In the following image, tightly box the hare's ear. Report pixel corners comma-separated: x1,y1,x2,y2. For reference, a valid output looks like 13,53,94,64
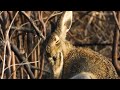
58,11,72,33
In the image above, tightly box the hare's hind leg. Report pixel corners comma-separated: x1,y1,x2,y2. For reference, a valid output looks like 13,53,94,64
70,72,97,79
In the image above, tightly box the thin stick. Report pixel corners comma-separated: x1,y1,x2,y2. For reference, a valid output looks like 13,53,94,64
34,49,38,78
45,11,62,24
1,43,7,79
112,11,120,75
11,43,35,79
20,67,24,79
20,11,45,40
12,51,16,79
6,61,39,79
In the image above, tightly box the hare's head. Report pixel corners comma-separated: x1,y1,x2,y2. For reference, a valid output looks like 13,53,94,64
46,11,73,61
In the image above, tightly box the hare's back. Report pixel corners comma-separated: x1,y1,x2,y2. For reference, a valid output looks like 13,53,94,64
63,47,118,79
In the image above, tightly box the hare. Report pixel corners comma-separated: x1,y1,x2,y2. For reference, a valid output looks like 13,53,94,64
46,11,119,79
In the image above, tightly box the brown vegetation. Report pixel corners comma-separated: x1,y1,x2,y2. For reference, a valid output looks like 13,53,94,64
0,11,119,79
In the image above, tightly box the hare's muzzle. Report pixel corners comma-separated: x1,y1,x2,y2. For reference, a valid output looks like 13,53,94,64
47,52,57,61
46,51,61,66
47,53,57,66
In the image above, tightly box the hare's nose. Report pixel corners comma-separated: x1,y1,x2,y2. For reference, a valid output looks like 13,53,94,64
46,52,51,57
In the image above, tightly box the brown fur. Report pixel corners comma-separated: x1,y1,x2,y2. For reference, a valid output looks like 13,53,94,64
46,11,119,79
62,46,118,79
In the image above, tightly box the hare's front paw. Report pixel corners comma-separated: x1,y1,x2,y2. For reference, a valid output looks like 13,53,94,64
55,52,63,66
48,57,55,66
52,52,63,79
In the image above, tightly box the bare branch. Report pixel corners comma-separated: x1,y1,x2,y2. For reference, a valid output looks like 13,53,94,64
112,11,120,75
10,43,35,79
20,11,45,40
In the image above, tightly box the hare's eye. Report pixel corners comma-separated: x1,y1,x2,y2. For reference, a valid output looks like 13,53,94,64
56,40,60,45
